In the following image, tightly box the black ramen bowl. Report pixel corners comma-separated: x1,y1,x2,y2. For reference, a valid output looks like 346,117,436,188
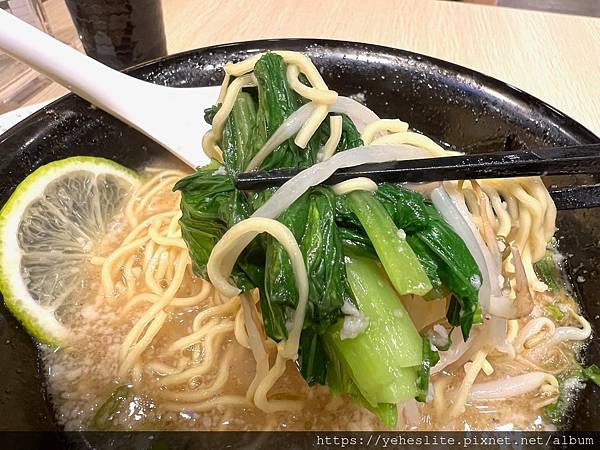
0,39,598,434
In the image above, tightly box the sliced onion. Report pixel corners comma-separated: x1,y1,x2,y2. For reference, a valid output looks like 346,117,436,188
252,145,433,220
431,185,493,314
329,96,380,131
246,103,316,171
245,96,379,171
468,372,558,400
430,324,450,349
514,317,555,353
404,182,441,198
431,326,478,374
552,326,591,343
397,399,420,426
552,315,592,343
509,245,534,318
436,184,522,320
432,185,515,350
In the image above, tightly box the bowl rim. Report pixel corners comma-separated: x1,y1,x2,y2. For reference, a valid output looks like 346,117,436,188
1,37,598,144
0,37,598,433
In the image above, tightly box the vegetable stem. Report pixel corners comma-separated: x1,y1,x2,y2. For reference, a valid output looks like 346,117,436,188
346,191,432,296
325,255,422,410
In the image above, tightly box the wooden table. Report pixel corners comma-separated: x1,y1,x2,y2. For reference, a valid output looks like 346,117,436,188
22,0,600,136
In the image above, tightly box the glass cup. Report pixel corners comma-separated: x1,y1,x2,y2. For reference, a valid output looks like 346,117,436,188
65,0,167,70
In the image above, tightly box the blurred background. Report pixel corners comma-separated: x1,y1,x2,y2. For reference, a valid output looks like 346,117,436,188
0,0,80,114
462,0,600,16
0,0,599,117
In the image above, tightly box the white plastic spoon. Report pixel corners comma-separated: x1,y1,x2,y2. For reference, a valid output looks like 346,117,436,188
0,9,219,168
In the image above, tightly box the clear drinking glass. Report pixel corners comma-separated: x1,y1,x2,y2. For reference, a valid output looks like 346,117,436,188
0,0,81,114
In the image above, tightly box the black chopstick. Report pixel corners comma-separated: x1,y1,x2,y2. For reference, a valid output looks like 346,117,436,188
548,184,600,210
235,144,600,191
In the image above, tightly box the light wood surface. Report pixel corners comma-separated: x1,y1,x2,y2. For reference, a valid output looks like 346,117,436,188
20,0,600,136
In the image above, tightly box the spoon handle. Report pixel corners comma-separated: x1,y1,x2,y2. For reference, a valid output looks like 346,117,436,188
0,9,215,168
0,9,150,125
0,10,181,148
0,9,221,168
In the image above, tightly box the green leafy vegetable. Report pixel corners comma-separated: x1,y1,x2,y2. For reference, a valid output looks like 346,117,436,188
324,338,397,428
297,188,350,384
300,188,348,333
374,184,480,338
408,206,481,339
545,363,600,425
252,52,364,170
545,389,571,425
204,103,220,124
403,235,448,300
415,336,440,402
91,385,131,430
309,113,364,155
221,92,258,174
263,193,309,341
583,364,600,387
338,183,482,338
174,163,237,274
174,163,263,290
374,183,431,233
535,250,561,292
325,256,422,410
252,52,305,170
346,190,432,296
264,188,347,384
338,114,364,150
299,330,329,387
545,304,565,322
183,53,369,389
338,226,377,260
178,52,487,427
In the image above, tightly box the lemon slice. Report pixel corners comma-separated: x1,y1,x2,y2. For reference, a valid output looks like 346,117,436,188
0,157,140,346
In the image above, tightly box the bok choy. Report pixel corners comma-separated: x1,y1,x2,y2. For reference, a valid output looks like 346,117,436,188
325,255,423,427
176,51,483,428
